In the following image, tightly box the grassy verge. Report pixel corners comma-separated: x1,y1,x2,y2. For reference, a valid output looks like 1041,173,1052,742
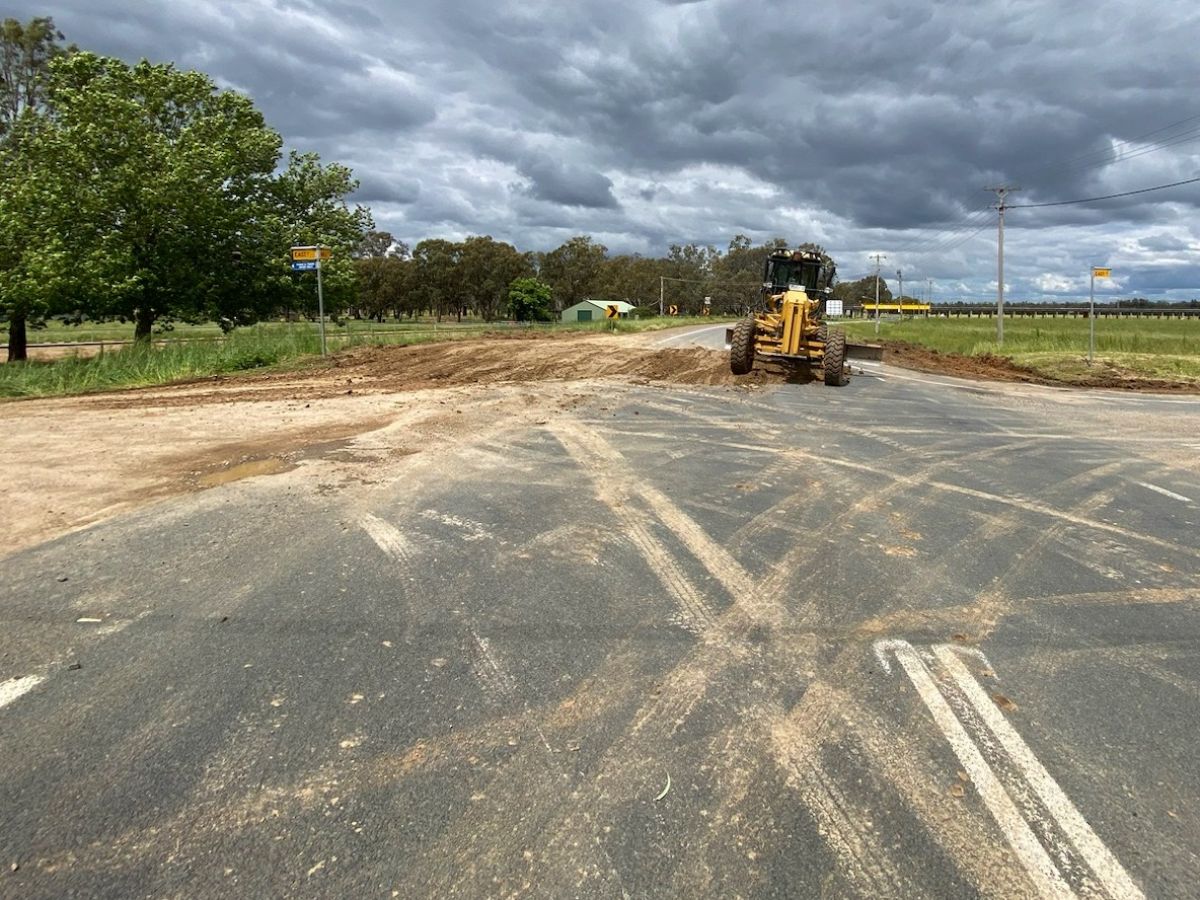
18,315,728,346
1,317,733,399
840,316,1200,385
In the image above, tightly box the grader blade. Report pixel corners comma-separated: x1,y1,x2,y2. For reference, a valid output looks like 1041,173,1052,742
846,341,883,361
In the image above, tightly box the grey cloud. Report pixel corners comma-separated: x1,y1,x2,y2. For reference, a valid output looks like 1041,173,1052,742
517,156,620,209
19,0,1200,297
353,174,420,205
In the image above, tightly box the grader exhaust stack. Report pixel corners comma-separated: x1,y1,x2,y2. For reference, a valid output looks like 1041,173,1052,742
726,248,881,383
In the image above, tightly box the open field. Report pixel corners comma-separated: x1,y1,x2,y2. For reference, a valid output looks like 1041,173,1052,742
843,315,1200,387
0,317,730,398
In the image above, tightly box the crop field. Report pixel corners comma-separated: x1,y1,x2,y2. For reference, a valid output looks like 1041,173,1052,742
842,315,1200,385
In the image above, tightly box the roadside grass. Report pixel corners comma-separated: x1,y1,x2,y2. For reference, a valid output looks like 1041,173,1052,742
23,314,726,345
841,316,1200,383
0,316,731,399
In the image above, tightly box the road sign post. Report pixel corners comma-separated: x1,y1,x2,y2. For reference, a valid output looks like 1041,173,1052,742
316,255,327,357
292,246,330,356
1089,267,1111,366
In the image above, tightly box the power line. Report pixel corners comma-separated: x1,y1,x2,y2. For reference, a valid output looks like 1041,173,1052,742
658,275,759,286
1025,113,1200,180
1008,175,1200,208
891,112,1200,260
885,202,995,256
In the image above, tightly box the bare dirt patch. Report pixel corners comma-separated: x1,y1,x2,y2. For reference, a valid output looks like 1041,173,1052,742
66,333,764,409
0,334,768,557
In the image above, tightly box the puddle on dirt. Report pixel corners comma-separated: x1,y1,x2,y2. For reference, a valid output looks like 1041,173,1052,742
199,457,296,487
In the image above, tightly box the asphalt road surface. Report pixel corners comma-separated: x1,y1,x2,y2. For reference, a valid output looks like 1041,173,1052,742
3,344,1199,898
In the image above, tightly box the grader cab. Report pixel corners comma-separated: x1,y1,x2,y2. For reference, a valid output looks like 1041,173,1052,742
727,248,877,384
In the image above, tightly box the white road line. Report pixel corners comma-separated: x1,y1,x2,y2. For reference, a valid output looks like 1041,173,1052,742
1133,481,1193,504
0,614,144,714
0,674,45,710
877,640,1074,899
933,645,1145,900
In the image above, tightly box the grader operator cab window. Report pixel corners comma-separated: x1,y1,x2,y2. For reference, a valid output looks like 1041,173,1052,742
763,253,830,293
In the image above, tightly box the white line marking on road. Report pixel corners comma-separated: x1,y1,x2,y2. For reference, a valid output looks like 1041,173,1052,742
360,513,415,564
942,643,996,672
0,613,144,713
933,645,1146,900
1133,481,1193,504
0,674,45,710
877,640,1075,899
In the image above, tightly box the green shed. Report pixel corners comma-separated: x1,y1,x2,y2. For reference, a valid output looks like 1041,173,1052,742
561,300,635,322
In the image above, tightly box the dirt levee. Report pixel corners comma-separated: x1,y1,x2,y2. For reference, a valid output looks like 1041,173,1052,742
84,334,764,408
340,336,756,391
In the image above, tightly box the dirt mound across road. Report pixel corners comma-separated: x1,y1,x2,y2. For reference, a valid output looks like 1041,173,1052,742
93,334,765,408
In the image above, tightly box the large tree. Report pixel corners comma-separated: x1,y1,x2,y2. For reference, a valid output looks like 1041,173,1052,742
410,239,463,321
25,53,283,339
539,236,607,311
7,54,371,341
0,16,74,360
0,16,73,136
266,150,373,320
457,236,532,321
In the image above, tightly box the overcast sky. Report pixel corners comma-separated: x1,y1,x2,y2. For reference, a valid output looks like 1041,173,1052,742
15,0,1200,299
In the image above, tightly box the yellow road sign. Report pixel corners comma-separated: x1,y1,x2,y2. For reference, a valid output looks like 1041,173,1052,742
291,247,332,261
605,304,619,319
668,305,678,316
1092,267,1111,278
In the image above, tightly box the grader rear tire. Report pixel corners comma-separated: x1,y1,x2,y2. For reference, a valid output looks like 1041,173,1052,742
823,328,846,386
730,316,756,375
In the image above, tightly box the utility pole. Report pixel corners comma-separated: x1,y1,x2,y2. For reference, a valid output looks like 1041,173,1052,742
985,185,1019,345
659,276,664,317
897,270,903,321
871,253,886,335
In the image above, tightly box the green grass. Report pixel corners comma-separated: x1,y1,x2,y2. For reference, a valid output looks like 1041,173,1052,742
26,314,726,345
840,316,1200,383
1,316,732,399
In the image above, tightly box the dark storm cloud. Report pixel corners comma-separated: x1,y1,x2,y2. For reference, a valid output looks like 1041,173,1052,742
20,0,1200,297
517,156,620,209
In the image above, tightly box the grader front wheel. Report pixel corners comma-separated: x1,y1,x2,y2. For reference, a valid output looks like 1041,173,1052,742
823,328,846,386
730,316,756,375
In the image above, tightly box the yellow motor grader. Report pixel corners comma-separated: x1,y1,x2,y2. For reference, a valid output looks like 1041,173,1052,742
727,248,878,384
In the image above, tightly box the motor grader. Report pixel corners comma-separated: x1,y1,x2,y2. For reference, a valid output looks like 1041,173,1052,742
727,248,877,384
